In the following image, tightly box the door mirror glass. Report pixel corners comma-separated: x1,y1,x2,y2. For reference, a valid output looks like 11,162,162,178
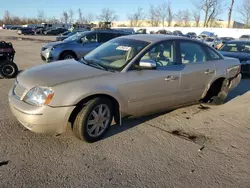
139,59,156,69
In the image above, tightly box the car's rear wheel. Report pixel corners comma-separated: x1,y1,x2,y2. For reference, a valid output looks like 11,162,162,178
0,62,18,79
73,98,113,142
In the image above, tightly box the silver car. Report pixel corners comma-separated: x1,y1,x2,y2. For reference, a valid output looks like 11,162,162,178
41,30,129,62
9,35,241,142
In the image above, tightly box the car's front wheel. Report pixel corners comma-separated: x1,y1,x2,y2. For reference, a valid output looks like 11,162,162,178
73,98,114,142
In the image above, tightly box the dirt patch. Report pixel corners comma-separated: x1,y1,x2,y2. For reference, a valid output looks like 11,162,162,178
171,129,208,145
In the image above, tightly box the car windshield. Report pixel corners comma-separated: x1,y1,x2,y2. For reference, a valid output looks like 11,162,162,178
220,43,250,53
64,32,86,42
81,38,150,71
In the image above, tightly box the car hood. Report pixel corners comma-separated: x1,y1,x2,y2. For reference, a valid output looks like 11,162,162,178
42,40,72,49
17,60,111,89
219,51,250,62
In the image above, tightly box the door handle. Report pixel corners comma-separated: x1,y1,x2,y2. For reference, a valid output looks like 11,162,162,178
205,69,215,74
165,75,179,81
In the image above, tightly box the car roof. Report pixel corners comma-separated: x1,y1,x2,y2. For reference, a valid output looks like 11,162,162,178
118,34,193,43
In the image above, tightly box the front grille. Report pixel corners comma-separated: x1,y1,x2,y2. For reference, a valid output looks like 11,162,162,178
13,83,26,99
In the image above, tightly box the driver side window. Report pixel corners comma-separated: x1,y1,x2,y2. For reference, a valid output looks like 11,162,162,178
140,41,176,67
81,33,97,43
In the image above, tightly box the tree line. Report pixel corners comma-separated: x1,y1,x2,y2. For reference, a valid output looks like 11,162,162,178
0,0,249,28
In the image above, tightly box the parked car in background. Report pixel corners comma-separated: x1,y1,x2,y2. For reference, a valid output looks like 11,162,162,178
186,32,197,38
219,40,250,75
33,26,46,35
239,35,250,41
216,37,234,49
43,28,67,35
156,30,172,35
56,29,88,41
17,28,34,35
136,29,147,34
199,31,216,38
10,35,241,142
41,30,130,62
172,30,185,36
10,26,23,30
202,37,222,49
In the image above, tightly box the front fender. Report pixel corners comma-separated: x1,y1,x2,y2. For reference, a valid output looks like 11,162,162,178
48,75,128,113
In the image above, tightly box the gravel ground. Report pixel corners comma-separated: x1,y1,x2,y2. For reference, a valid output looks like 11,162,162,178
0,31,250,188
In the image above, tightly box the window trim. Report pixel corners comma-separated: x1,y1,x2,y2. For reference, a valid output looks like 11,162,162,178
128,40,178,71
177,40,208,64
202,45,224,61
177,39,223,64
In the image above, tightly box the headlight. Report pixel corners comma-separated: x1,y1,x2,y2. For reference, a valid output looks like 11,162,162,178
23,87,54,106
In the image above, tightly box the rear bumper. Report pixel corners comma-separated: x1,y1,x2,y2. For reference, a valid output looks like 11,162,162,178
228,73,241,90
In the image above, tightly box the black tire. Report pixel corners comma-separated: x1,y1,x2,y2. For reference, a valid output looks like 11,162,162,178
0,62,19,79
61,51,76,60
73,98,114,143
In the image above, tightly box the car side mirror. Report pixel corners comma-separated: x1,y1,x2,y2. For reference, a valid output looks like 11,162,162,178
139,59,157,69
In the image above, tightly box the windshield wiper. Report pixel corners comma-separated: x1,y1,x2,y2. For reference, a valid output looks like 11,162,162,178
81,58,115,72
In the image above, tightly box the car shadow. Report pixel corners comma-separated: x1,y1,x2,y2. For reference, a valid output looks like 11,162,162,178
102,111,171,141
226,76,250,102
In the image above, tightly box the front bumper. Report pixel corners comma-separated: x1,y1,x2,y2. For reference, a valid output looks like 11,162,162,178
8,90,75,135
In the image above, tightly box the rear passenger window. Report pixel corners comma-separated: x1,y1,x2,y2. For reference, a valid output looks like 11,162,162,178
205,47,222,61
99,33,116,43
180,42,206,64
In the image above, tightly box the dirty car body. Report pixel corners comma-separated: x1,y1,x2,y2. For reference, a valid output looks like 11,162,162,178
9,35,241,142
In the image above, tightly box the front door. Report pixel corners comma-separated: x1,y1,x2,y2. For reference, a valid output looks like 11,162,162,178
78,33,99,58
178,41,216,103
126,41,182,115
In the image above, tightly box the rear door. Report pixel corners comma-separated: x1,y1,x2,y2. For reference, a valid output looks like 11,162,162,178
98,32,118,44
178,41,216,103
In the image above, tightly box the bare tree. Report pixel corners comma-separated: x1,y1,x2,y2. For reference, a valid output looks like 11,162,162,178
227,0,235,28
78,8,83,24
175,9,190,27
183,9,191,27
37,10,46,23
127,7,145,27
192,10,201,27
206,0,223,27
167,0,173,26
97,8,117,22
157,2,168,27
83,13,94,24
3,10,11,24
148,5,160,26
69,9,74,24
62,11,69,24
194,0,223,27
238,0,250,27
